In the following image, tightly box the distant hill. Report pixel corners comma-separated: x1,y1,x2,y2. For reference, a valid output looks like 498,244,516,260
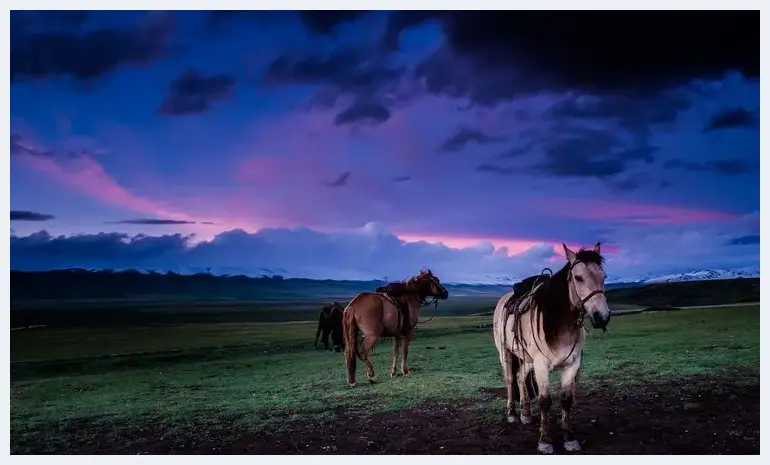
607,277,759,308
10,268,757,307
10,268,518,302
9,269,758,328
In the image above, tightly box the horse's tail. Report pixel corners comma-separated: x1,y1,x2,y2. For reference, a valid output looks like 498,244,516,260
343,304,360,385
511,355,539,401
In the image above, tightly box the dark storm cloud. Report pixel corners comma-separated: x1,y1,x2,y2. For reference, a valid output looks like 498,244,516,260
326,171,351,187
726,234,760,246
11,231,191,270
11,211,55,221
474,163,517,175
703,107,759,132
547,92,691,133
488,92,687,184
11,13,175,84
298,11,371,35
265,49,403,97
106,219,197,225
205,11,369,36
10,134,54,158
379,11,439,51
533,126,656,180
12,10,90,29
438,127,507,153
662,158,758,176
334,101,391,126
158,69,235,116
498,144,533,159
411,11,758,104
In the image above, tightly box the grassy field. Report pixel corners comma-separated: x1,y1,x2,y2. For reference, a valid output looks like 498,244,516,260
10,303,760,454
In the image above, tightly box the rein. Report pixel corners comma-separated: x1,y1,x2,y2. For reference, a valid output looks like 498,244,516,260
509,268,553,359
415,295,440,325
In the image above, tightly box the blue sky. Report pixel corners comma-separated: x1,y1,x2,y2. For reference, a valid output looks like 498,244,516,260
10,10,759,283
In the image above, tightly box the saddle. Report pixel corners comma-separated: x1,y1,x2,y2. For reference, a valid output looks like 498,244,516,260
504,272,551,353
505,274,551,313
375,282,412,333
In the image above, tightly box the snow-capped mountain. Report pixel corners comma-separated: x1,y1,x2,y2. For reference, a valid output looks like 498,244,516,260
97,265,759,286
640,266,760,284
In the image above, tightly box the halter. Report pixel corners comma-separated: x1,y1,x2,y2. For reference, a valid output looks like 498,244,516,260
566,260,606,330
562,259,607,362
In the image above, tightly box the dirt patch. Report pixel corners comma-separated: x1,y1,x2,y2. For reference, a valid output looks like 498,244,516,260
12,370,759,454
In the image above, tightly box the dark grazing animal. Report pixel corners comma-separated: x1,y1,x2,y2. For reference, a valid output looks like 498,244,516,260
315,301,344,352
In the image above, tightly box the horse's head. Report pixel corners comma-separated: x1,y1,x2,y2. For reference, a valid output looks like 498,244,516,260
408,269,449,300
321,304,333,316
563,242,610,329
331,301,344,314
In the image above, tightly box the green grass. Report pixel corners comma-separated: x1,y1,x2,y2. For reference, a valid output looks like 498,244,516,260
10,305,759,451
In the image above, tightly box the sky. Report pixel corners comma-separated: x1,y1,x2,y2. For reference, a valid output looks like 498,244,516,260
9,10,760,283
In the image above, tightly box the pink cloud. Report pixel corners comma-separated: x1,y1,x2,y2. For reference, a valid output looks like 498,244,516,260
539,198,738,224
396,233,619,258
19,155,256,239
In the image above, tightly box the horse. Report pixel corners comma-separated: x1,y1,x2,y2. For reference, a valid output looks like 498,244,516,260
493,243,611,454
342,269,449,386
314,301,345,352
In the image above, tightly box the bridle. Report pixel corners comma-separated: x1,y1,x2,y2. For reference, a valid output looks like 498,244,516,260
409,276,446,325
566,260,606,330
561,259,607,362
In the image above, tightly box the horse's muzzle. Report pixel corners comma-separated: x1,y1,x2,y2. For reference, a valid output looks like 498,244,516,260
590,311,610,329
438,289,449,300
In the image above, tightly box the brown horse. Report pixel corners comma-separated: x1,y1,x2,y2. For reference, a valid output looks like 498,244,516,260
314,301,344,352
342,270,449,386
493,243,611,454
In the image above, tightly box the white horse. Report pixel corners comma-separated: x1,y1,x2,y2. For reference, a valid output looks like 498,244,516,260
493,242,611,454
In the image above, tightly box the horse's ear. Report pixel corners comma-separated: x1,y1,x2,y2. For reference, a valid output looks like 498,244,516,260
563,243,577,263
593,242,601,254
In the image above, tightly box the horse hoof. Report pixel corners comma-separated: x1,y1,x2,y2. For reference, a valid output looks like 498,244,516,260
348,382,357,388
537,443,554,454
390,372,397,378
506,415,518,424
368,378,377,384
564,440,581,452
520,414,532,425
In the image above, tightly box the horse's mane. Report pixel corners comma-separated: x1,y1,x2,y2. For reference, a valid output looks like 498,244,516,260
531,248,604,348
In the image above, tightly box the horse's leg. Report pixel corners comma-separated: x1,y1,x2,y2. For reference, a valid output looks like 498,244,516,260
400,332,413,375
359,335,379,383
533,360,554,454
517,361,534,424
500,350,517,423
322,328,331,350
390,337,401,377
560,360,582,452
